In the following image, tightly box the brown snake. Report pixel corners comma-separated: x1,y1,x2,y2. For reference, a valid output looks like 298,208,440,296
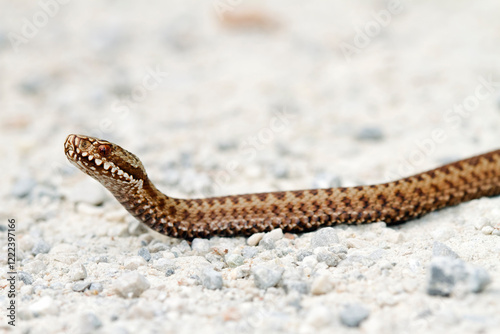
64,134,500,240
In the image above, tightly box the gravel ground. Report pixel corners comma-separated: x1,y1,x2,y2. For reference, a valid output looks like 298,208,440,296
1,1,500,333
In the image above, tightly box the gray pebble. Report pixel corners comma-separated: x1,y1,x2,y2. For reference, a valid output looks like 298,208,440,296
201,268,223,290
283,280,309,294
259,229,284,249
11,177,37,198
311,228,339,248
205,253,224,268
18,271,34,285
355,127,384,141
32,239,51,255
242,246,258,259
427,256,491,296
339,303,370,327
225,254,244,268
468,267,491,293
165,268,175,277
296,250,314,261
316,249,341,267
153,258,175,272
114,272,150,298
252,265,284,289
149,242,169,253
138,247,151,262
89,283,103,293
178,240,191,253
217,139,238,151
79,312,102,334
259,237,276,250
192,238,210,254
72,281,91,292
432,241,459,259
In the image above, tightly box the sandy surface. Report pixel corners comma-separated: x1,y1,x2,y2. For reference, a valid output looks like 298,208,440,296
1,1,500,333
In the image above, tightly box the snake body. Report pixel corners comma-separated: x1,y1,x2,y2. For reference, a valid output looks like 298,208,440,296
64,134,500,239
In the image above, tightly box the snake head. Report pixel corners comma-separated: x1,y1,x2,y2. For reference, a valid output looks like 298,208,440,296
64,134,147,186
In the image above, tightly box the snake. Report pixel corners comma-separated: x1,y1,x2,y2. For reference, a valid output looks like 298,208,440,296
64,134,500,240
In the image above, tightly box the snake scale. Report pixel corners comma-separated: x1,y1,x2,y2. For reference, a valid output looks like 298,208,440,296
64,134,500,240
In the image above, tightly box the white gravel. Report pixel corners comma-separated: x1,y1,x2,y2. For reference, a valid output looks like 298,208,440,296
1,1,500,334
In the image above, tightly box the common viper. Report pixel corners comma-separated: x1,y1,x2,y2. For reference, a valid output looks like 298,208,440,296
64,134,500,239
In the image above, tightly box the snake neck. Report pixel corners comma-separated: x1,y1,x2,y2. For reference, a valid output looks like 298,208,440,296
109,178,176,228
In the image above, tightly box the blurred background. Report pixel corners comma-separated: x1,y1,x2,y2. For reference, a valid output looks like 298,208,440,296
1,0,500,201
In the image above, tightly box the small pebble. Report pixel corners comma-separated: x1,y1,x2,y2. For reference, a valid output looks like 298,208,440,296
266,228,284,241
252,265,284,289
311,228,339,248
124,256,147,270
192,238,210,254
258,237,275,250
432,241,459,259
18,271,34,285
339,303,370,327
201,268,223,290
149,242,169,253
217,139,238,151
355,127,384,141
138,247,152,262
89,283,104,293
225,254,244,268
79,312,103,334
296,250,314,261
69,264,88,281
32,239,51,255
427,256,491,296
242,246,258,259
114,272,150,298
178,240,192,253
29,296,59,316
152,258,175,272
310,274,335,295
72,281,91,292
247,233,265,246
481,226,494,235
283,280,309,294
24,260,46,274
316,249,341,267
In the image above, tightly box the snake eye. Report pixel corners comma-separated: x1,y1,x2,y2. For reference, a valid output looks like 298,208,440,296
99,144,111,157
79,140,90,150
